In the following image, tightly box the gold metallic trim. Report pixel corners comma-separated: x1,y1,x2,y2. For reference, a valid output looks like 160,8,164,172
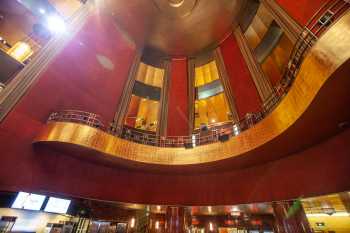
113,51,142,128
157,59,171,136
34,12,350,166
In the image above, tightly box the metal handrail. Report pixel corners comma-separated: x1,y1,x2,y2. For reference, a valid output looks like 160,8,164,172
46,27,311,148
48,110,106,129
46,1,349,148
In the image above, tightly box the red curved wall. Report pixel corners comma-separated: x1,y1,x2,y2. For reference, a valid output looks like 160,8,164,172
167,58,189,136
1,5,350,206
220,34,262,118
275,0,329,26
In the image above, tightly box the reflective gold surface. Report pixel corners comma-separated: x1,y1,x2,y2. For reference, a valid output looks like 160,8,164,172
34,12,350,166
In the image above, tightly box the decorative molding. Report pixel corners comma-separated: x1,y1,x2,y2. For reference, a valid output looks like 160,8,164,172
187,58,196,135
157,60,171,136
213,48,239,122
113,51,142,129
0,4,92,123
233,27,274,103
260,0,303,43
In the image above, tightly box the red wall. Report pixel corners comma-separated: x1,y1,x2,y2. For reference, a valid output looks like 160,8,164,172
220,34,262,119
167,58,189,136
275,0,328,26
11,12,136,123
0,9,350,207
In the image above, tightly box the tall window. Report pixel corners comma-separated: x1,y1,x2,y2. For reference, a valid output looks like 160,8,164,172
244,4,294,85
194,61,232,129
124,62,164,132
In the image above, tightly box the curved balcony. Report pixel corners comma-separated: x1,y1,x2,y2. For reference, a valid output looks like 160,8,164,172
33,12,350,169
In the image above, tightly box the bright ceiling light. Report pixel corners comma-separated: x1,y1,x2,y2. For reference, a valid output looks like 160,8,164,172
39,8,46,14
46,15,66,34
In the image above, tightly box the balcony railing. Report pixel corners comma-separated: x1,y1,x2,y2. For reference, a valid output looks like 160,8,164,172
46,1,349,148
45,27,320,148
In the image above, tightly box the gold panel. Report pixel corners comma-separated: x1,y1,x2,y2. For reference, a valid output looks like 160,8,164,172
34,12,350,166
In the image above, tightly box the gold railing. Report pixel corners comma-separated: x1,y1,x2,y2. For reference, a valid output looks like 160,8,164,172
46,1,350,149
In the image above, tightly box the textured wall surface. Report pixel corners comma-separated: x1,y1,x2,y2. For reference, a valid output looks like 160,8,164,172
220,34,262,118
167,58,189,136
275,0,328,25
1,4,350,206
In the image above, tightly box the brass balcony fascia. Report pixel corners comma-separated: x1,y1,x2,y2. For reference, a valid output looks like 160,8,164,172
34,12,350,166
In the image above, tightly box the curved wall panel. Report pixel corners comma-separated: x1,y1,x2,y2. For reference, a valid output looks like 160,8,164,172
0,6,350,207
220,34,261,118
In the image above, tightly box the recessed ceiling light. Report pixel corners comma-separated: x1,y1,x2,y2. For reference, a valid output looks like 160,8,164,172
39,8,46,14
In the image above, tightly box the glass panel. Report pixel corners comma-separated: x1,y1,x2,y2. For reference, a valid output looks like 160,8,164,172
194,60,232,129
124,95,160,132
194,93,232,129
261,34,294,85
125,63,164,132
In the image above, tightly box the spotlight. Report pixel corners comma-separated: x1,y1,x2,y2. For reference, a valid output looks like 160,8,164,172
39,8,46,14
46,15,66,34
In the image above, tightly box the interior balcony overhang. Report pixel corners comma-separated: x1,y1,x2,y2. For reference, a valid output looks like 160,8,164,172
33,12,350,173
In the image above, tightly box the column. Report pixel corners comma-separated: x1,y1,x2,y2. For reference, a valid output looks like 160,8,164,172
272,201,312,233
157,60,171,136
260,0,303,43
167,58,189,136
213,48,239,122
187,58,196,135
0,3,92,122
233,27,274,104
165,207,185,233
113,50,142,131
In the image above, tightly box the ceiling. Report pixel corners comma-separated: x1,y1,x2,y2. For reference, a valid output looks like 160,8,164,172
97,0,246,56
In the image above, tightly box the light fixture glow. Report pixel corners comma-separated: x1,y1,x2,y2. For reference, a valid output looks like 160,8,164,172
7,42,33,63
157,205,161,211
192,134,197,147
130,218,135,228
39,8,46,14
155,221,159,229
233,124,240,136
46,15,66,34
208,206,212,213
209,222,214,231
230,211,241,216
